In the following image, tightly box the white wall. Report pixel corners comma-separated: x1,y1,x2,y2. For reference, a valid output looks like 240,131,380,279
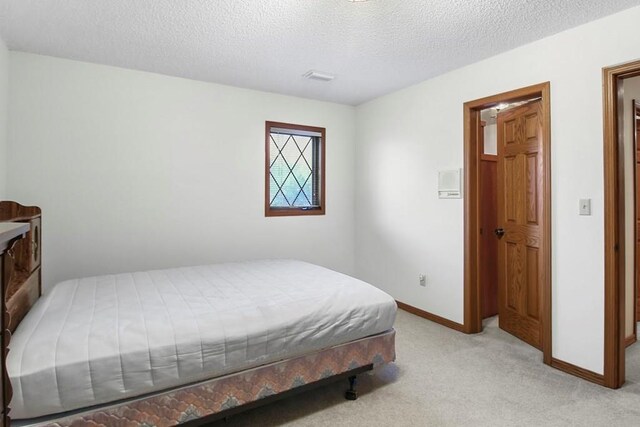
623,76,640,338
355,5,640,374
7,53,356,289
0,35,8,198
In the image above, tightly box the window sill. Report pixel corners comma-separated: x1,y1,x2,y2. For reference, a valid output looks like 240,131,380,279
265,207,325,217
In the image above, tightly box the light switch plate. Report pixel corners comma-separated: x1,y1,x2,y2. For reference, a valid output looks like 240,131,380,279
579,199,591,216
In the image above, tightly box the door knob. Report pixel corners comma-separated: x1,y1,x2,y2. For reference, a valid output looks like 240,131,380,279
494,228,505,238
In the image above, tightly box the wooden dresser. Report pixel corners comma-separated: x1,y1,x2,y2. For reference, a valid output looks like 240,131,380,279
0,201,41,426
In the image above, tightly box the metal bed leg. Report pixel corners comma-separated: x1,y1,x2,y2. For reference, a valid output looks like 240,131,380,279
345,375,358,400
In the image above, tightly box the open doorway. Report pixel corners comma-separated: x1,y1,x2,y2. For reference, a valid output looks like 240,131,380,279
623,76,640,349
478,101,542,327
603,59,640,389
463,83,552,365
607,69,640,389
478,116,498,321
624,76,640,391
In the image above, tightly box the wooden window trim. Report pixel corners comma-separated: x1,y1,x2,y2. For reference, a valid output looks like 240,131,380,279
265,121,326,217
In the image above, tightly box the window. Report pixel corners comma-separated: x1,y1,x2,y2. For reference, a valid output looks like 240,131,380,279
265,121,325,216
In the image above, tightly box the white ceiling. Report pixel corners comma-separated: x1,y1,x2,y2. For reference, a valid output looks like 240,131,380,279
1,0,639,105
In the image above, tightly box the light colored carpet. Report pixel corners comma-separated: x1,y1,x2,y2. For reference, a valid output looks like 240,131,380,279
211,311,640,426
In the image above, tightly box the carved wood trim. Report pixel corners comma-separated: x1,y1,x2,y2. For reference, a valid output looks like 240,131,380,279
0,201,43,425
0,202,40,222
1,237,23,427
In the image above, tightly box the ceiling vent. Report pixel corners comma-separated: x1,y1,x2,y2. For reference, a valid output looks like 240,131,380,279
303,70,335,82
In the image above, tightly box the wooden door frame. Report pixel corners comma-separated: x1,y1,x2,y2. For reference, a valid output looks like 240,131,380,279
603,60,640,389
632,99,639,347
636,100,640,326
463,82,552,366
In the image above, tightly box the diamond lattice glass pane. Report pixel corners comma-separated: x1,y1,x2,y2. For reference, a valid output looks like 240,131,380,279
281,137,300,166
270,138,282,166
271,190,289,207
293,173,312,206
270,155,288,187
292,161,311,185
294,135,312,150
269,132,316,208
269,175,280,201
303,178,313,204
302,140,313,167
281,173,305,206
271,133,288,149
293,193,310,206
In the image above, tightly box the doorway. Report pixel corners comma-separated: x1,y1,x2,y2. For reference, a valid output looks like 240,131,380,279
625,80,640,349
603,59,640,389
463,82,552,365
478,118,498,320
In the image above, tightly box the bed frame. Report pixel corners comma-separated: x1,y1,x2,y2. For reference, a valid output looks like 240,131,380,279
0,201,396,427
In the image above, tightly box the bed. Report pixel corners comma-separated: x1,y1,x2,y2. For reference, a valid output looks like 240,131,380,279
0,201,397,426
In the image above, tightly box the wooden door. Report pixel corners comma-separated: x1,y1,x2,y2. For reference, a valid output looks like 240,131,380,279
497,100,545,349
479,122,499,318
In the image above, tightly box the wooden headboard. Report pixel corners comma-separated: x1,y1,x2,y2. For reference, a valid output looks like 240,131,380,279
0,202,42,333
0,201,41,426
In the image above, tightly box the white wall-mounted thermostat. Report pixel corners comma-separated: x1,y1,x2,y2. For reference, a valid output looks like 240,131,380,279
438,169,462,199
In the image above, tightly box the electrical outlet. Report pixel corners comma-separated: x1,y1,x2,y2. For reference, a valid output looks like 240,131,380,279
419,274,427,287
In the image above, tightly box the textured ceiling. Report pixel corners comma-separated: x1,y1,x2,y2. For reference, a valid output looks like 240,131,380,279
0,0,639,105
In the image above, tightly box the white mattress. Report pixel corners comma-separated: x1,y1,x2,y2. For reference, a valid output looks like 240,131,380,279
7,260,396,420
